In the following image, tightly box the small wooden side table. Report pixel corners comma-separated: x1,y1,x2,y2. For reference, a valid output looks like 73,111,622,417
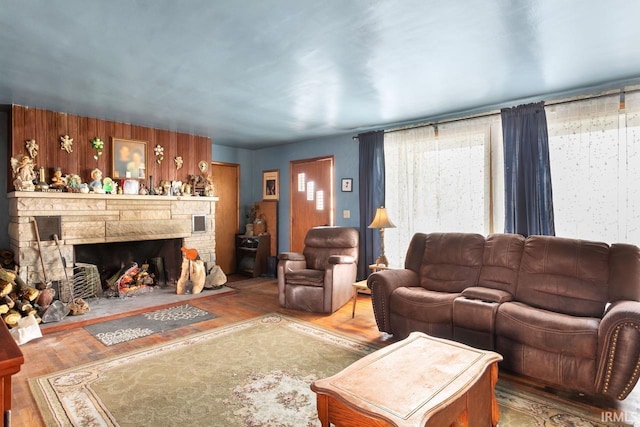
311,332,503,426
351,264,394,318
351,280,369,318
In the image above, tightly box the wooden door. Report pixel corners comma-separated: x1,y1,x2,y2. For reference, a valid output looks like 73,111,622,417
290,156,334,253
211,162,240,274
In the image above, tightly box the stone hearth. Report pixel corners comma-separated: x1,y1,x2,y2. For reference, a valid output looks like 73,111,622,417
8,192,218,286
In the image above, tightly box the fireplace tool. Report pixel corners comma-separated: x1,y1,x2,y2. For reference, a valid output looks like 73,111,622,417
32,217,51,289
32,218,70,322
53,234,72,302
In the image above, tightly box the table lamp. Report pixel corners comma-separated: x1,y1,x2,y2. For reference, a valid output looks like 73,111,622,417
368,206,396,266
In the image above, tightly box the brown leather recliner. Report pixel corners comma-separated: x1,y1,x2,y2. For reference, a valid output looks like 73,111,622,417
277,226,359,313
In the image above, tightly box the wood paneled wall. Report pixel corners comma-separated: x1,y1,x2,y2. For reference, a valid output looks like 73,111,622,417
9,105,211,191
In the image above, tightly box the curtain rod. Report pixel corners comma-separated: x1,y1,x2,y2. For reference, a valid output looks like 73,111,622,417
352,87,640,140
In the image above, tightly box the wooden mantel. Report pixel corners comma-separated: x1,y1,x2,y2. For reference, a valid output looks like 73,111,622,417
8,191,218,285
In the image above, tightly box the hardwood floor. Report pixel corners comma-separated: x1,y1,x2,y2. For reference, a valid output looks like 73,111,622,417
10,277,640,426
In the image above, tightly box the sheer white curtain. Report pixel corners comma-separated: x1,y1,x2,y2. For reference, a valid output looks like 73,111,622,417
547,93,640,244
384,116,503,267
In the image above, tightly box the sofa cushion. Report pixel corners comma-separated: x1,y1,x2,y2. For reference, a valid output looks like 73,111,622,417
420,233,485,292
478,233,525,294
496,302,599,359
390,286,460,324
285,269,324,286
516,235,610,317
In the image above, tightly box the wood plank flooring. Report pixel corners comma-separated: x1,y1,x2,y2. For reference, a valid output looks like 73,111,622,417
10,277,640,426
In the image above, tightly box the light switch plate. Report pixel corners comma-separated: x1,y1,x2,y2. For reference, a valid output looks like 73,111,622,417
343,210,350,219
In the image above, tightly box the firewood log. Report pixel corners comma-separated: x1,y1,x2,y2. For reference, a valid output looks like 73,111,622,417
190,259,206,294
17,301,33,314
13,274,27,290
3,295,14,309
0,280,12,298
0,303,8,314
176,257,190,295
20,286,40,302
2,310,20,327
15,300,27,312
0,268,16,284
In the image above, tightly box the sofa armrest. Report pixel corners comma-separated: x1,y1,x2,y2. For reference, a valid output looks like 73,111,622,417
278,252,306,261
276,255,307,307
461,287,513,303
367,269,419,334
328,255,356,265
596,300,640,399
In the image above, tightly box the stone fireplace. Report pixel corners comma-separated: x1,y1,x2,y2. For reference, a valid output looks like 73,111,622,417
8,192,218,288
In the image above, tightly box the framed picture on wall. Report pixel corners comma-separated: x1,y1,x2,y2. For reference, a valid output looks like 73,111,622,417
263,169,279,200
112,138,147,179
341,178,353,192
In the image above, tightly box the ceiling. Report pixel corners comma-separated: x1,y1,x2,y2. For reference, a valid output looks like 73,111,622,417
1,1,640,149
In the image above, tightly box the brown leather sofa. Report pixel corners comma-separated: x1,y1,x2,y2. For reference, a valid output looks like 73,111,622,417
278,226,359,313
368,232,640,400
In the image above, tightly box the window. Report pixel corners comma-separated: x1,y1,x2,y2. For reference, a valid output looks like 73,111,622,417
384,90,640,267
547,93,640,243
384,116,503,266
316,190,324,210
306,181,314,201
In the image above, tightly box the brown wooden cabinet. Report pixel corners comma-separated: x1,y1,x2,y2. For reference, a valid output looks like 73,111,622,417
236,234,270,277
0,322,24,427
254,201,278,257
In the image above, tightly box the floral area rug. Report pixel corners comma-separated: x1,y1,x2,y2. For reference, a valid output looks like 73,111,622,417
84,304,217,346
31,313,621,426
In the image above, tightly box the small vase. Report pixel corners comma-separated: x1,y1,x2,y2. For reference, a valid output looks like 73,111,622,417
245,223,254,237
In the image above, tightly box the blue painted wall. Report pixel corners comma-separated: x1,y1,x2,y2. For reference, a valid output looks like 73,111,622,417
250,132,360,252
213,134,360,252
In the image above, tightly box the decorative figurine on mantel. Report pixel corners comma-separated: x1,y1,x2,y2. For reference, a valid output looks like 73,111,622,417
50,167,67,189
89,168,105,193
60,135,73,153
10,154,36,191
102,177,116,194
204,175,215,197
154,144,164,164
25,139,39,159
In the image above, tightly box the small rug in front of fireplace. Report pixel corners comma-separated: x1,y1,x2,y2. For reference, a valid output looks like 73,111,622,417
84,304,217,346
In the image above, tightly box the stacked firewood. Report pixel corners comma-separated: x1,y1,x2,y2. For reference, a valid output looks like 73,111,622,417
0,266,43,328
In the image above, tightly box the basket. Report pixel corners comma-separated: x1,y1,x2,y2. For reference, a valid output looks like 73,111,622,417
71,263,102,300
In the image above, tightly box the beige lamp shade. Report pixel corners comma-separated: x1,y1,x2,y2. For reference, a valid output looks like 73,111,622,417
368,206,395,266
368,206,396,229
